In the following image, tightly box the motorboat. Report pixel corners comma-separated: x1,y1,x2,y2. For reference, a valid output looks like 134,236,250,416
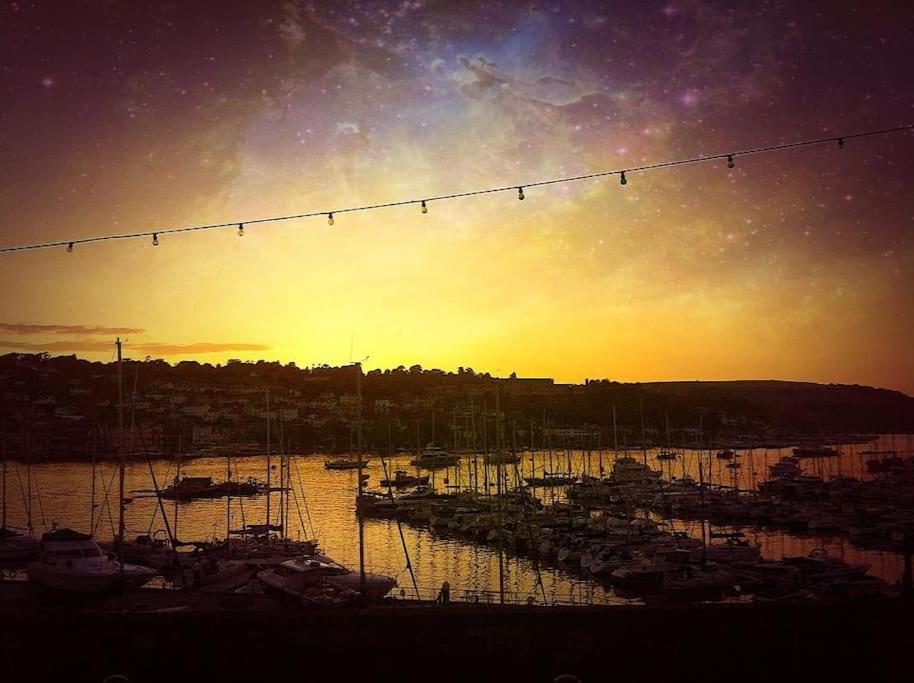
410,446,459,469
259,555,396,602
176,553,249,589
610,457,661,484
325,459,369,470
28,528,157,592
379,470,429,488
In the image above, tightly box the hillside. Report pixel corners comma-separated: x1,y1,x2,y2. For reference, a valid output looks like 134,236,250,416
0,353,911,458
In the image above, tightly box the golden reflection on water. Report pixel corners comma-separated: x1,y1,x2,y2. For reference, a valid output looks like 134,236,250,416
1,435,908,600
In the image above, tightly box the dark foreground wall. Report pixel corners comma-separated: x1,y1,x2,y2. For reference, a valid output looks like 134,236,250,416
1,601,911,682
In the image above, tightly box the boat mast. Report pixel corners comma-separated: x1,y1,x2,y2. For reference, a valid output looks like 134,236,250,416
89,429,96,534
613,405,619,465
115,337,126,586
355,362,366,594
495,383,505,604
697,420,707,567
278,418,285,539
265,388,271,536
25,434,31,537
225,452,231,548
1,423,6,535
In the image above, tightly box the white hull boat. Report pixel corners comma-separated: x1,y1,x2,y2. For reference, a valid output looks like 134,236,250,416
28,528,157,592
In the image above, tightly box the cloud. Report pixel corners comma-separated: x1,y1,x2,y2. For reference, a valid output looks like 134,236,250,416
0,340,270,355
0,323,146,335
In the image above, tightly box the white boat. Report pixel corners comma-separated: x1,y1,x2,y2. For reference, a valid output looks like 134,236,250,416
28,528,157,592
178,554,249,588
260,555,396,602
410,446,459,469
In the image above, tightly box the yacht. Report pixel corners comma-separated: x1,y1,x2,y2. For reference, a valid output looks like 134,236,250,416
610,456,661,484
258,555,396,602
379,470,429,488
410,446,459,469
28,528,157,592
325,458,369,470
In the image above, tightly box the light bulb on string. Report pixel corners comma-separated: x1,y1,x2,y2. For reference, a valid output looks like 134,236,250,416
727,155,736,169
620,171,627,186
66,242,74,253
517,187,525,200
152,233,159,246
327,212,335,226
420,200,428,214
238,223,244,237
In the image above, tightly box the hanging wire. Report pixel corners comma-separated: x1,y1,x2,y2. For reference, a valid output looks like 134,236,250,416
1,123,911,254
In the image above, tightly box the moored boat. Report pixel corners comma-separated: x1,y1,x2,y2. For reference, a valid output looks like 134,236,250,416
28,528,157,592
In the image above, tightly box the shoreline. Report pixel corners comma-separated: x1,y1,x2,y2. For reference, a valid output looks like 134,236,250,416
0,434,885,464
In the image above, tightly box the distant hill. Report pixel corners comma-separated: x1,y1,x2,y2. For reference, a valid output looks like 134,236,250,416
0,353,911,458
636,380,914,435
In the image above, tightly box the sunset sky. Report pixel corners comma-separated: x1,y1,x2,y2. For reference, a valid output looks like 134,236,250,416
1,1,912,393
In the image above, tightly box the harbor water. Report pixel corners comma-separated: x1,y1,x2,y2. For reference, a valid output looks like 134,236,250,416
1,434,910,603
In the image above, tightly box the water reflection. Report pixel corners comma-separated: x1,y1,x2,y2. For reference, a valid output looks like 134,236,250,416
1,434,909,601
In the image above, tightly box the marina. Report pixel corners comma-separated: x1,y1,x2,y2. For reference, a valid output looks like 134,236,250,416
2,434,912,607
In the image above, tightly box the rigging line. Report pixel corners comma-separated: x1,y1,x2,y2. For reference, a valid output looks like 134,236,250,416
380,445,420,600
13,462,30,527
146,460,173,537
30,468,47,531
1,124,912,254
292,458,316,542
286,469,308,540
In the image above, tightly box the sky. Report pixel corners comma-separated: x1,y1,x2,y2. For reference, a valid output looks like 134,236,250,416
0,1,912,394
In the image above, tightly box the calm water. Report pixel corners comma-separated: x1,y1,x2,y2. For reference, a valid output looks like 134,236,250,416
2,434,910,603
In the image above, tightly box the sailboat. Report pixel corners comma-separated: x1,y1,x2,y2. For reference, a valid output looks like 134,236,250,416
0,455,35,561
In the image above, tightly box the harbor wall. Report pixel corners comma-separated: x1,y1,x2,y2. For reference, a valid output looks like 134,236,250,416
0,600,910,682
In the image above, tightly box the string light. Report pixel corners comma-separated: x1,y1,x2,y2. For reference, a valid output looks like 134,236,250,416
1,124,911,255
238,223,244,237
727,155,736,169
420,200,428,213
66,242,74,253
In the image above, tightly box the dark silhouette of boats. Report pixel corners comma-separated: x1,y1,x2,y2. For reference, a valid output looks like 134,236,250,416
159,475,264,500
792,446,839,458
324,459,369,470
410,446,459,469
656,449,679,461
379,470,429,488
524,472,577,487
